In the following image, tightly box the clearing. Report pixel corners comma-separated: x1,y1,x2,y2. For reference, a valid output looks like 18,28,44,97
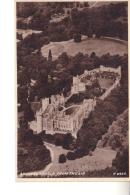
41,37,127,60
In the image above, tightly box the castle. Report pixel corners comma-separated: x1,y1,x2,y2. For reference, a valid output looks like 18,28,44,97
36,96,96,137
35,65,121,137
71,65,121,94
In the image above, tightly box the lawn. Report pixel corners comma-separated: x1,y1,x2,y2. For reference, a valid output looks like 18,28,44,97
20,146,117,177
41,37,127,60
98,78,114,89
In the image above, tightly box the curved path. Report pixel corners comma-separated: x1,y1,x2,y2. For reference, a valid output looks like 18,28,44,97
41,37,127,60
19,143,117,178
19,142,69,177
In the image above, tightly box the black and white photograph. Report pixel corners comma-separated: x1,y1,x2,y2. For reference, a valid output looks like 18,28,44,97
16,1,129,179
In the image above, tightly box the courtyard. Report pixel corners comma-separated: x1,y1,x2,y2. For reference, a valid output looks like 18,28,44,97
98,78,114,89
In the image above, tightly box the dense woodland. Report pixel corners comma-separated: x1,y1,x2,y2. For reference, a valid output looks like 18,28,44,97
18,128,51,173
17,2,128,40
18,49,128,107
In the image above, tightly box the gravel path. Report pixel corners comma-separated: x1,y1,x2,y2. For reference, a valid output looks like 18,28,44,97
19,144,117,177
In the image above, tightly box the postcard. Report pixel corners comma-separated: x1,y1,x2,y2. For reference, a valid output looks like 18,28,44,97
16,0,129,180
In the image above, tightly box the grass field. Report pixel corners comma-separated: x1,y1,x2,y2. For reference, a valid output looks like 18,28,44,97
98,78,114,89
41,37,127,60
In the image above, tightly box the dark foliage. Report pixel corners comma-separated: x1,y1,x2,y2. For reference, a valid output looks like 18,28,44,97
66,151,76,160
21,33,50,50
112,148,129,176
59,154,66,163
77,81,128,152
18,128,51,174
73,33,81,42
70,2,128,40
18,145,51,173
17,2,128,41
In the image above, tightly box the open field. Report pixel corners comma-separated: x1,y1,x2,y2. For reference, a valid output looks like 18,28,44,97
41,37,127,60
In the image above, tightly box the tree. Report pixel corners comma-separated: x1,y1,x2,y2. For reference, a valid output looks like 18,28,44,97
67,10,70,15
55,138,62,146
18,86,28,105
90,52,96,58
48,49,52,62
71,7,79,26
73,33,81,42
112,148,129,174
19,118,28,129
17,32,23,41
66,152,76,160
75,147,89,158
59,154,66,163
22,33,50,50
30,8,50,30
58,52,69,66
18,145,51,174
23,103,34,122
16,2,37,18
63,133,74,149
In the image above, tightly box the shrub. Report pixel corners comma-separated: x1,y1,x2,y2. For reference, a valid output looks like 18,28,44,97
66,151,76,160
63,133,74,149
73,33,81,42
55,138,62,146
59,154,66,163
75,148,89,158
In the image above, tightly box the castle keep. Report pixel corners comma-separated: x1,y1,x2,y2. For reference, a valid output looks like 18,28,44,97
35,65,121,137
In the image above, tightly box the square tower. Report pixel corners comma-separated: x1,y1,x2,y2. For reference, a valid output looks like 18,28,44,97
42,98,49,112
